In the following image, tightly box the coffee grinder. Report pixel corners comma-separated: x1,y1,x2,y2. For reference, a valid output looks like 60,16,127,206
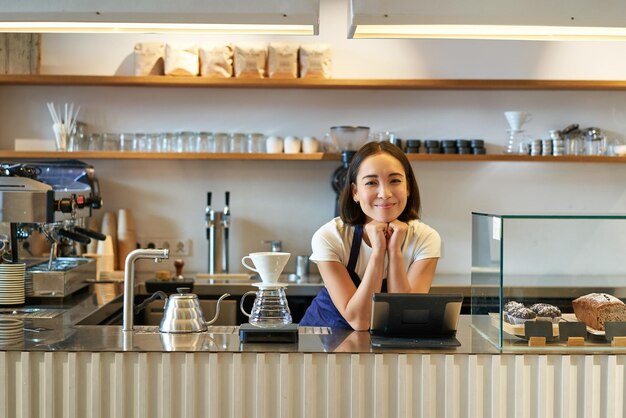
329,126,370,216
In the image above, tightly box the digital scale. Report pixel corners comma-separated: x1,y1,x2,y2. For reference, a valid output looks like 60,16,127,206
239,323,299,343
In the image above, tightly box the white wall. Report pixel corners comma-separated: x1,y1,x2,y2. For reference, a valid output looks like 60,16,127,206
3,0,626,277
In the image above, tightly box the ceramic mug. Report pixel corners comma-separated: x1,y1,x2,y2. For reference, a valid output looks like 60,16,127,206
241,252,290,284
266,136,284,153
284,136,302,154
302,136,319,153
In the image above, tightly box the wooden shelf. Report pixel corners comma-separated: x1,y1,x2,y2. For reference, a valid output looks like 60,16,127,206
0,151,337,161
2,75,626,90
1,150,625,163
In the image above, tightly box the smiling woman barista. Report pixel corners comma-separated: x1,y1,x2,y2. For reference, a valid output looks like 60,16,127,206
299,141,441,331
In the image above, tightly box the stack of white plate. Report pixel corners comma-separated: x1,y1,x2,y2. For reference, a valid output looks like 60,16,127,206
0,318,24,346
24,271,33,296
0,263,26,305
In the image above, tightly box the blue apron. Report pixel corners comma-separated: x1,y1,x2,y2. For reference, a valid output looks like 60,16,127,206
300,224,387,329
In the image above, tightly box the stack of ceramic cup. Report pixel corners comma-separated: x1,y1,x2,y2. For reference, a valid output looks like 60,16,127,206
0,263,26,305
0,318,24,347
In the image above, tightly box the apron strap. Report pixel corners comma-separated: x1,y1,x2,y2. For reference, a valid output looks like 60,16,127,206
346,224,363,287
347,224,387,292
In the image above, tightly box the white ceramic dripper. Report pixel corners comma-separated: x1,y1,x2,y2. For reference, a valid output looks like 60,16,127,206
504,111,532,131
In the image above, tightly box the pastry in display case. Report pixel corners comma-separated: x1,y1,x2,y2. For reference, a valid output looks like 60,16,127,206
470,212,626,350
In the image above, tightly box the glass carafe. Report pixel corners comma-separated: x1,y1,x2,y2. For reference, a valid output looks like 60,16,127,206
240,287,292,328
505,130,531,154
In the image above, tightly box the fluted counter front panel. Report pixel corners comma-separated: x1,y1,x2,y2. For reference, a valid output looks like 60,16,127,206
1,352,624,418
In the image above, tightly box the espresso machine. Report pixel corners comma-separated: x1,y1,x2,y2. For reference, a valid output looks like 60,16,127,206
0,160,104,297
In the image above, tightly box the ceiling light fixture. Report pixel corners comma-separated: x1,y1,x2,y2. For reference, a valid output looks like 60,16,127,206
0,0,319,35
349,0,626,40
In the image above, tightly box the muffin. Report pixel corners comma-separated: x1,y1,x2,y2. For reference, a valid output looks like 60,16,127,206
507,306,537,325
529,303,562,323
503,301,524,323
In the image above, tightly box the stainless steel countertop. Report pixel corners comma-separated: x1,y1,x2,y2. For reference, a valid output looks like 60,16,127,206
2,315,500,354
5,274,626,354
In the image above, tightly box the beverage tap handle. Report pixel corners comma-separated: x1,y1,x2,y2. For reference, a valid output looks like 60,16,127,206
174,259,185,280
223,191,231,228
206,191,213,239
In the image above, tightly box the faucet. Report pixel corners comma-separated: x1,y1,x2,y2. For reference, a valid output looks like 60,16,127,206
123,248,169,332
262,240,282,252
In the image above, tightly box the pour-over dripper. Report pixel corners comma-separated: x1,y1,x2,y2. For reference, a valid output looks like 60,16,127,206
504,111,532,131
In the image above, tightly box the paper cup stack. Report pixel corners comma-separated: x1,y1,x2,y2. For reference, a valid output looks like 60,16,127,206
0,263,26,305
0,318,24,347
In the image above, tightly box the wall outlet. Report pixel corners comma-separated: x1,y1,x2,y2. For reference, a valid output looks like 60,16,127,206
139,237,192,256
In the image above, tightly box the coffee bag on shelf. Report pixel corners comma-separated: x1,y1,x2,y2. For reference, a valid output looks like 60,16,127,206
164,44,199,76
234,43,267,78
267,43,299,79
133,42,165,76
199,44,234,78
299,44,332,79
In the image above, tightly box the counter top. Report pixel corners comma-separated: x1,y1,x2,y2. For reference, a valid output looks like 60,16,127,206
3,315,498,354
4,276,626,355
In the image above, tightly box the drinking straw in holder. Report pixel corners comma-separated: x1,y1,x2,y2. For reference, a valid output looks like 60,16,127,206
47,102,80,151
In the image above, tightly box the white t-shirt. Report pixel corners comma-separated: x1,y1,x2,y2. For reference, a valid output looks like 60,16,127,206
310,217,441,280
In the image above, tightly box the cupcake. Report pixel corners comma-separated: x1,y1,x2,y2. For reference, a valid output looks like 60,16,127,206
529,303,562,323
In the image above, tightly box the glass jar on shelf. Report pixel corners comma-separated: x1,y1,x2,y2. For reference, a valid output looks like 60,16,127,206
68,122,87,151
229,133,247,153
247,132,265,153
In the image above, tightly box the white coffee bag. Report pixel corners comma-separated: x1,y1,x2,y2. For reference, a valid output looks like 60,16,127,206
234,43,267,78
164,44,199,76
299,44,332,79
133,42,165,76
199,44,234,78
267,42,299,79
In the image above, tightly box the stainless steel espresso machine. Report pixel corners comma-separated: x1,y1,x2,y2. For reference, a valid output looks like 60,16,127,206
0,160,104,297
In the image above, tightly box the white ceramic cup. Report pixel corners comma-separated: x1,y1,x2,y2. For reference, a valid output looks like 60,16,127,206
241,252,291,284
284,136,302,154
266,136,284,153
302,136,319,153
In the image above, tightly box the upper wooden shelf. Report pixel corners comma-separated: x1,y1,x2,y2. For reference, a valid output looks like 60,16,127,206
2,75,626,90
1,150,625,163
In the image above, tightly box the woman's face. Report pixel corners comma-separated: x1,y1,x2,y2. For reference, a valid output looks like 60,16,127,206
351,152,409,223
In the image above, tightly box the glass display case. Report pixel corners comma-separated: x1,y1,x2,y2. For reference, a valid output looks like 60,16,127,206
471,212,626,351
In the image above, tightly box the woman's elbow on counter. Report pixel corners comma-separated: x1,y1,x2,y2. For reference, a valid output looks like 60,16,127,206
348,320,370,331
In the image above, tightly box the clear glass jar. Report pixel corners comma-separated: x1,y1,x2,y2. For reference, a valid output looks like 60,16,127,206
229,133,247,153
564,130,584,156
213,132,228,153
196,132,212,153
159,132,175,152
101,133,120,151
88,133,102,151
176,131,195,152
584,127,606,156
120,133,137,152
143,133,159,152
68,122,87,151
247,133,265,153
